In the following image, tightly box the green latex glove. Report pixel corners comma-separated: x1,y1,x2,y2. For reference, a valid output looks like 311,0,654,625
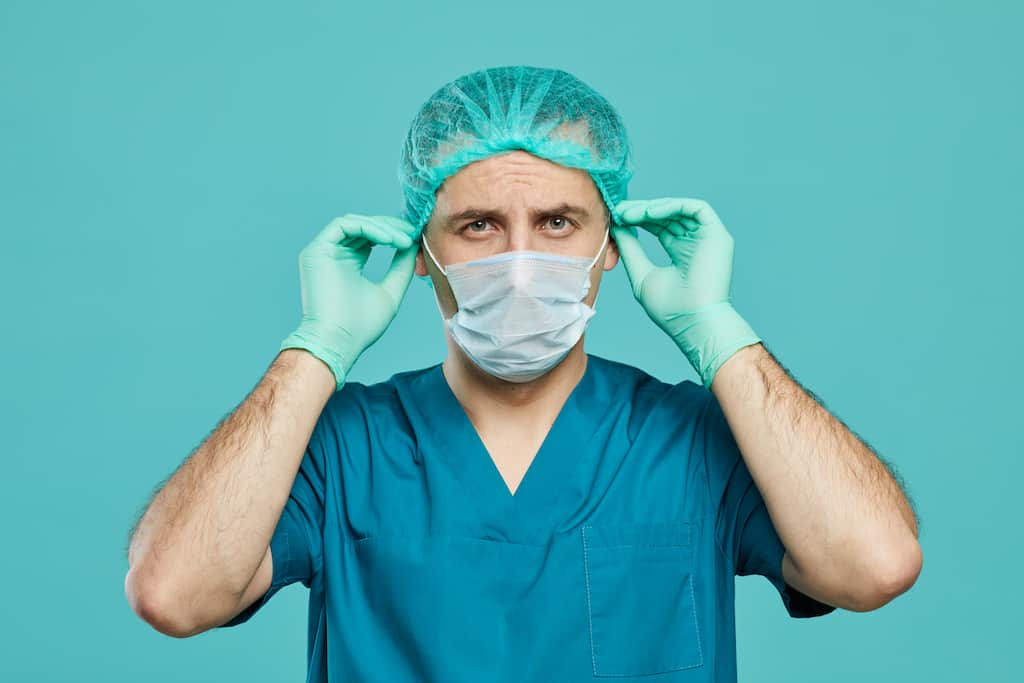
280,214,419,391
611,198,762,389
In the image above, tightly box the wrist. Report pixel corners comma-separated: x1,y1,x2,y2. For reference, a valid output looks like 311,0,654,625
273,348,339,398
280,321,356,392
667,301,762,389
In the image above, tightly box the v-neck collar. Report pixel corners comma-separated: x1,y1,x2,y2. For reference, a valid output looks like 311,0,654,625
406,353,604,541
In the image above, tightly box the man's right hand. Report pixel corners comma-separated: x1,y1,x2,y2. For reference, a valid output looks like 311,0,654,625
280,214,419,390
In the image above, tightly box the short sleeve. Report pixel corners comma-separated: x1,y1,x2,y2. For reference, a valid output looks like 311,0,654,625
699,391,836,619
217,414,328,628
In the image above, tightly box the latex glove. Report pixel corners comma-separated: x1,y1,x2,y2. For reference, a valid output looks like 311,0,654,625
611,197,761,389
280,214,419,391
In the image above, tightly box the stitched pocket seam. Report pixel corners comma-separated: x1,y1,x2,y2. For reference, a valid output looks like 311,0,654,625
582,526,599,676
581,523,704,676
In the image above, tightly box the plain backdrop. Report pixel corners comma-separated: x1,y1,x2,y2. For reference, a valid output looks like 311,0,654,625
1,1,1020,680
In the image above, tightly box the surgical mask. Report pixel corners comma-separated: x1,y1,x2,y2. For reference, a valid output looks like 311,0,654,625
421,228,610,383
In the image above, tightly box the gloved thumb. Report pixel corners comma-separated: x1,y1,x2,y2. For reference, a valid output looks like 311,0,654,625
380,243,420,306
611,226,655,296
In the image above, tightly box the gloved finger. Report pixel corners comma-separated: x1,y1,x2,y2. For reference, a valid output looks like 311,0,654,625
364,216,416,249
644,198,698,236
374,216,419,238
650,197,723,229
615,200,656,225
615,199,692,238
611,226,655,293
619,198,721,232
333,235,374,271
310,216,349,246
615,202,674,239
309,215,391,249
617,198,687,222
379,243,420,305
337,215,413,249
364,220,415,250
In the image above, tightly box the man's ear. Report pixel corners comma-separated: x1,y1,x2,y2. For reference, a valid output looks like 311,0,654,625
604,229,621,271
415,247,428,276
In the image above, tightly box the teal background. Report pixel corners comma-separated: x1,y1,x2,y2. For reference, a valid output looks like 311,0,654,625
2,0,1019,680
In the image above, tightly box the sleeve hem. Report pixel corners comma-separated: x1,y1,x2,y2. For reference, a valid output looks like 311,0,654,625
215,528,293,628
779,580,839,619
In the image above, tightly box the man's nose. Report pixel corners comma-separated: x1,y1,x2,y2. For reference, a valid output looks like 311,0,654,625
504,223,541,252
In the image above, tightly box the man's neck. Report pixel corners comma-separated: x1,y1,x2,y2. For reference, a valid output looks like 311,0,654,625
441,339,588,430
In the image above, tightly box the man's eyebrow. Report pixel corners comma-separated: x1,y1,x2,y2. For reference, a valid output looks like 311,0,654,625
445,202,592,224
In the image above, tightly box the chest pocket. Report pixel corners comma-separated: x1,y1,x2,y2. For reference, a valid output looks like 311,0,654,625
581,521,703,676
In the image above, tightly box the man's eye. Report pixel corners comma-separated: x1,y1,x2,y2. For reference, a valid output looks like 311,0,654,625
546,216,576,231
464,219,491,232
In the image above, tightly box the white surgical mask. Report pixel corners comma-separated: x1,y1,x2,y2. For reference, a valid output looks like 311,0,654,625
422,228,610,383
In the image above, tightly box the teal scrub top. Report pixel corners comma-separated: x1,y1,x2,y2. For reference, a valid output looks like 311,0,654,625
218,353,835,681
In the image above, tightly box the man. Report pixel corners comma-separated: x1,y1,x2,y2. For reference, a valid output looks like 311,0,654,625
124,66,922,682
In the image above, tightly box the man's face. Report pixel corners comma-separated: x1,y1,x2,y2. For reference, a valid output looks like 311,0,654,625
415,149,620,319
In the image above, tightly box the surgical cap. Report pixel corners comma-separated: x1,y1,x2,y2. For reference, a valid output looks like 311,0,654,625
397,65,635,237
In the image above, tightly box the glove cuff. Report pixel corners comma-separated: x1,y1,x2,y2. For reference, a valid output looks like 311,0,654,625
669,301,762,389
279,322,357,392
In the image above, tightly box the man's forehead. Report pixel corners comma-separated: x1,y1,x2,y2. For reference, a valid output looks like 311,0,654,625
430,150,607,229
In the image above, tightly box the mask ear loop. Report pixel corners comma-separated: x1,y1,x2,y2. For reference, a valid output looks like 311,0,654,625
579,226,612,306
420,233,447,275
420,233,458,321
587,226,611,270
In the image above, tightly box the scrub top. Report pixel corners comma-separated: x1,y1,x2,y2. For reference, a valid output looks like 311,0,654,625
217,353,835,681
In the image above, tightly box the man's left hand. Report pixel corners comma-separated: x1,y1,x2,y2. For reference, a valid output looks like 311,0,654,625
611,197,762,388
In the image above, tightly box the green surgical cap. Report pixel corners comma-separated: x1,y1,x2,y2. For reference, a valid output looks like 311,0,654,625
397,65,635,237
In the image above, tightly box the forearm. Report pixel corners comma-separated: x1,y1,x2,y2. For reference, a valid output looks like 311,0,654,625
710,343,921,604
125,348,335,630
